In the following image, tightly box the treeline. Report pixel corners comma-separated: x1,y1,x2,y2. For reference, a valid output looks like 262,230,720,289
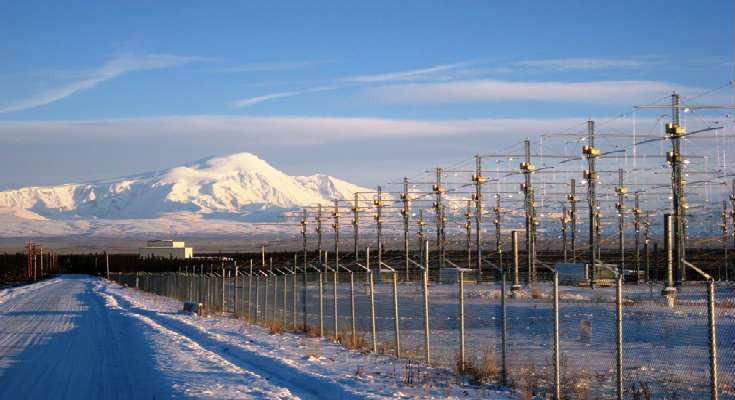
0,253,28,285
58,250,411,275
3,246,727,282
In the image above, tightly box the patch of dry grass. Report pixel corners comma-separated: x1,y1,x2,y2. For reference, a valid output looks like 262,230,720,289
457,350,500,385
268,321,283,335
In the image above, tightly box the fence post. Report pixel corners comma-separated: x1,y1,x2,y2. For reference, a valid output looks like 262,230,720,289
198,266,202,304
274,271,279,326
368,247,377,353
553,270,561,400
221,266,226,314
248,259,253,322
350,270,356,345
302,252,308,331
501,259,507,386
616,273,624,400
256,276,261,324
283,272,288,329
292,254,297,330
422,240,431,365
264,274,270,325
511,231,521,296
333,267,339,342
319,269,324,337
458,268,465,374
392,270,401,358
708,279,719,400
234,263,238,318
271,258,277,324
188,267,192,301
205,272,210,311
662,214,677,305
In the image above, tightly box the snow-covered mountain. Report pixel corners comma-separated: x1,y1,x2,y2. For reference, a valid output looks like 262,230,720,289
0,153,370,236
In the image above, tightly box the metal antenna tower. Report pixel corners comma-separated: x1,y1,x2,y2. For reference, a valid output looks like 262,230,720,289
632,193,641,280
494,194,503,274
615,168,627,275
465,200,472,269
634,91,735,290
401,177,411,279
374,186,384,273
472,154,486,280
561,205,568,262
441,205,447,267
644,211,651,282
583,120,600,285
352,193,359,261
568,178,578,262
722,200,729,281
417,209,425,245
300,208,308,329
668,92,687,285
596,200,602,261
521,139,537,283
333,198,340,273
433,168,445,268
316,204,323,263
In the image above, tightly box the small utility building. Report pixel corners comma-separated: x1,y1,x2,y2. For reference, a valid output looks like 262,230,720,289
139,240,193,259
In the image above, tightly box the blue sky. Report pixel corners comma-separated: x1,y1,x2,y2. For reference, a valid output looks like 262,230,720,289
0,0,733,189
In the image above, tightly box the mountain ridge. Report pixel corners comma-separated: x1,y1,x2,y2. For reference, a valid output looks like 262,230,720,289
0,152,370,222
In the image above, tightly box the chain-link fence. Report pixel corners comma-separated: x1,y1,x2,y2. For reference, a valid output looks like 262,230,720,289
109,256,733,399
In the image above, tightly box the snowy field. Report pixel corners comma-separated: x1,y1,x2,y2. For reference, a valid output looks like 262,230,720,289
122,271,735,399
0,275,511,399
291,277,735,399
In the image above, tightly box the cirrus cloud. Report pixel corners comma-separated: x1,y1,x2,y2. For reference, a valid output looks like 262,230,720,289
359,79,702,105
0,54,208,114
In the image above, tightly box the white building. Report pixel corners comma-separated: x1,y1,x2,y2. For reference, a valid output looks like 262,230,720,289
139,240,193,259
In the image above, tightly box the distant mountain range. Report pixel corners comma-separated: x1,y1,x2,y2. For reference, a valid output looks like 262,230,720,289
0,153,370,238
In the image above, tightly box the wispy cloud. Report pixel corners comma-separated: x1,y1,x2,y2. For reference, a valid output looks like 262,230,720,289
0,54,207,114
224,60,332,72
0,114,662,146
340,62,470,83
232,86,337,108
230,62,474,106
510,57,660,71
339,57,655,84
228,57,665,107
360,79,699,105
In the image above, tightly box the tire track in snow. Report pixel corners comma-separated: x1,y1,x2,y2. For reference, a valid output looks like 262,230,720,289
96,284,299,400
97,281,368,400
0,276,165,399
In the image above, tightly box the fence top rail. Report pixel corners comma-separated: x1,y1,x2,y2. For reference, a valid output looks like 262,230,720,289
407,257,425,270
682,259,713,281
336,263,356,273
538,261,557,274
379,262,396,273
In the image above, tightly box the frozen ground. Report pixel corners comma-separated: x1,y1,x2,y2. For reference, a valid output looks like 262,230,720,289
0,275,511,399
207,273,735,399
119,270,735,399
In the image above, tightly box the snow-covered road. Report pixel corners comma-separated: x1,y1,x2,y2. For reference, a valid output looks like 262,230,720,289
0,275,505,399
